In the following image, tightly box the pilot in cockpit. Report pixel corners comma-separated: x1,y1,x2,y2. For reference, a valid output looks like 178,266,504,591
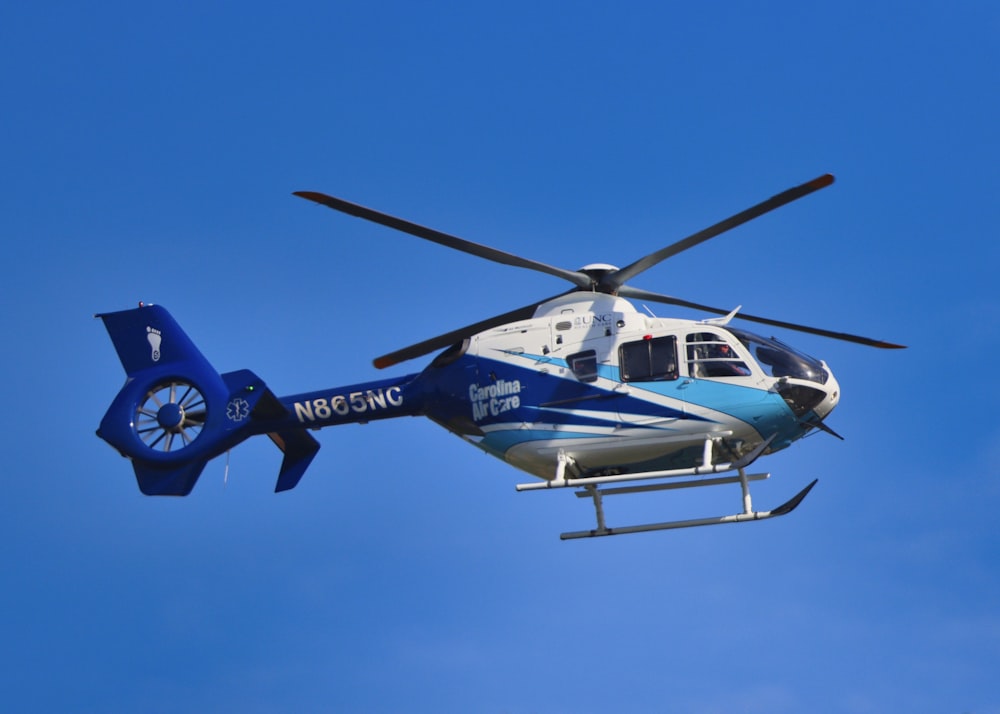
689,343,749,378
713,343,751,376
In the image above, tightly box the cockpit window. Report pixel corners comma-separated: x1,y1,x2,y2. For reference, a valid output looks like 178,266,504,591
724,327,829,384
567,350,598,382
620,336,678,382
686,332,751,378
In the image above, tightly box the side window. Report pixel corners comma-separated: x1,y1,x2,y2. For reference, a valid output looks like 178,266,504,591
619,336,678,382
567,350,598,382
686,332,750,378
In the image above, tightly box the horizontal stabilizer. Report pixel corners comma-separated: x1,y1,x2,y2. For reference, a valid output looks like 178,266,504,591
268,429,321,492
241,380,322,491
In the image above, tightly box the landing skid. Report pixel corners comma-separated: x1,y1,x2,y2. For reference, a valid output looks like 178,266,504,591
560,475,817,540
515,435,818,539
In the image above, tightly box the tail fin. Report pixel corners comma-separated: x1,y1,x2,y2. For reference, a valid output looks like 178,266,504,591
96,304,319,495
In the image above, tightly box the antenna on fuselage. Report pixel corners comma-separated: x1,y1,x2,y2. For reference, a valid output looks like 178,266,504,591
702,305,743,326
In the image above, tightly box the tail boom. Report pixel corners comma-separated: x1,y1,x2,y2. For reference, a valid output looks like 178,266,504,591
96,304,422,495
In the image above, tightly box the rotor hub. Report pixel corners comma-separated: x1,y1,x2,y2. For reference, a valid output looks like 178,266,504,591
577,263,620,289
156,402,185,432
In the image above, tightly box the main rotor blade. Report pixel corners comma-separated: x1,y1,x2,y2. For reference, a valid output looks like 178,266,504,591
372,291,577,369
600,174,835,293
617,285,906,349
295,191,591,289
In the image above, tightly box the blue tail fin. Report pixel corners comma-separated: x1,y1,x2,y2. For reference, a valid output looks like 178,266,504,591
96,304,319,495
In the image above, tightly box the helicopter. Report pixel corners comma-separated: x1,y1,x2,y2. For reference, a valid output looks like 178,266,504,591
96,174,904,539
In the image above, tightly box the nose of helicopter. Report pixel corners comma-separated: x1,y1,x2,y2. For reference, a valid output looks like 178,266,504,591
812,367,841,421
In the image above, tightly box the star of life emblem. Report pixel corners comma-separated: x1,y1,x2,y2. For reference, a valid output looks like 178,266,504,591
227,398,250,422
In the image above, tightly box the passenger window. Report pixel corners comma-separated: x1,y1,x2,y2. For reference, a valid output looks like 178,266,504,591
567,350,598,382
686,332,750,378
620,336,678,382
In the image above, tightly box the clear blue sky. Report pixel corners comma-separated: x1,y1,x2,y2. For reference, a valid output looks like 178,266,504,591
2,2,998,712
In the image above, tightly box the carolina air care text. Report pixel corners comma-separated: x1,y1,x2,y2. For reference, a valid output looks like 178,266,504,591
470,379,521,422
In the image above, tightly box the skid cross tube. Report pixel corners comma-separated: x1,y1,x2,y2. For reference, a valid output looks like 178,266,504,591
573,472,771,498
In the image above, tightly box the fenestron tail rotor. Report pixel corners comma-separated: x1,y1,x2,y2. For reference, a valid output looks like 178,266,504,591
295,173,905,368
134,380,207,453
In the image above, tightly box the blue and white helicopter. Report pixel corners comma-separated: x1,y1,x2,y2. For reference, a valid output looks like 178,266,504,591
96,174,904,538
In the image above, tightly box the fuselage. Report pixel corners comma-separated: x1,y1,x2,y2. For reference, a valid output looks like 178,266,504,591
282,293,840,482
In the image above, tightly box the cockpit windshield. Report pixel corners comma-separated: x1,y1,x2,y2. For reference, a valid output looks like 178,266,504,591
724,327,829,384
